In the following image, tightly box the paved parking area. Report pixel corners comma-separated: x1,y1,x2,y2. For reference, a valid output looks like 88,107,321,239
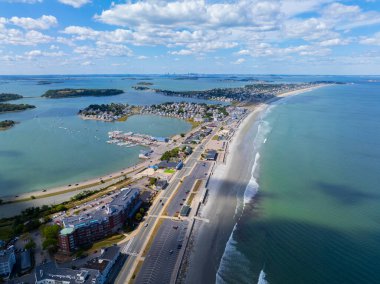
135,219,188,284
166,161,212,216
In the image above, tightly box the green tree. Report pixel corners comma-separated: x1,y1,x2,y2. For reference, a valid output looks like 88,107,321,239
135,213,142,221
140,208,145,214
25,239,36,250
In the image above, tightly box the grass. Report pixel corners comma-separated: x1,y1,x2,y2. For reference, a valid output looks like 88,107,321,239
0,224,13,240
212,135,219,140
164,169,175,174
87,234,125,253
186,193,196,206
186,119,202,129
142,218,164,257
192,179,202,193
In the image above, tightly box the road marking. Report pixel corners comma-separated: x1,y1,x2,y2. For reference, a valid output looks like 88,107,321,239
122,237,135,254
193,216,210,223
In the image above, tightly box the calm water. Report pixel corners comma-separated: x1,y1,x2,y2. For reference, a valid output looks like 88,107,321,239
1,75,245,196
217,82,380,283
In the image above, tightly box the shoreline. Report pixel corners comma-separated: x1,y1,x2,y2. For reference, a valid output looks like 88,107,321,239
0,85,325,207
182,84,328,283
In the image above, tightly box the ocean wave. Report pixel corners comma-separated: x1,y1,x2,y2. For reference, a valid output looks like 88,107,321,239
216,117,272,283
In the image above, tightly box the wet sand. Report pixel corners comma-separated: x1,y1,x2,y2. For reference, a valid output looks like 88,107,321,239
183,85,326,284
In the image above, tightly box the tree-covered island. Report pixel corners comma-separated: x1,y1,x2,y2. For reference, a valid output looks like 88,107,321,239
42,88,124,98
0,103,36,113
0,93,23,102
0,120,17,130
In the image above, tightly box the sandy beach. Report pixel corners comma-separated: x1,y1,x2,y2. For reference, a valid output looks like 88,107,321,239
182,85,326,284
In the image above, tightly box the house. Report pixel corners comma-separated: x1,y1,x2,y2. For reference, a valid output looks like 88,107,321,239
157,160,183,170
156,179,168,190
205,150,218,161
82,246,120,280
20,249,32,272
35,262,102,284
0,246,16,277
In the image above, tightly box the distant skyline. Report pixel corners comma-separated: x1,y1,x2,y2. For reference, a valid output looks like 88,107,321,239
0,0,380,75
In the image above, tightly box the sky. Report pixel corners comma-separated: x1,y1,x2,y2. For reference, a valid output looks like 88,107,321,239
0,0,380,75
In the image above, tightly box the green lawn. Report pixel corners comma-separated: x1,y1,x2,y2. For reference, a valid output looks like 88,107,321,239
87,234,125,253
164,169,176,174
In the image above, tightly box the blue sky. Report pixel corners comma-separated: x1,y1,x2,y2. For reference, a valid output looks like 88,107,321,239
0,0,380,75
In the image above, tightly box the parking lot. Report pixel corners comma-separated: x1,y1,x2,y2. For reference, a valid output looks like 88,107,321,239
166,161,212,216
135,219,188,284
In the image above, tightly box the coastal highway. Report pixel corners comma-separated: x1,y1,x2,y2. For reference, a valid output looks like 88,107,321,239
135,219,188,284
114,129,217,284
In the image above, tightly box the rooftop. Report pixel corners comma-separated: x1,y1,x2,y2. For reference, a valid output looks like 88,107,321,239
35,262,100,284
61,188,140,230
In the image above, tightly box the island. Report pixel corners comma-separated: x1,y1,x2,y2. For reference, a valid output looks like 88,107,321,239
0,120,16,130
0,93,23,102
153,82,326,103
42,88,124,99
0,103,36,113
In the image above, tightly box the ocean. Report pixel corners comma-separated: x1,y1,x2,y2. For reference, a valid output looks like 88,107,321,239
216,79,380,284
0,75,241,197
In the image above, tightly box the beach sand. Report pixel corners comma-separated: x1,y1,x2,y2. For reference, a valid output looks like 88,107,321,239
182,85,326,284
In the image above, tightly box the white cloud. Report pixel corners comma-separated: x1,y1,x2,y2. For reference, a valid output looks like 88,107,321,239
233,58,245,64
137,55,148,60
0,28,53,45
58,0,90,8
10,15,57,30
81,61,93,66
360,32,380,46
170,49,193,55
6,0,42,3
74,41,133,58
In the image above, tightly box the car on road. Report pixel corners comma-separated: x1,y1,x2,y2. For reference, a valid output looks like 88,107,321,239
144,223,148,227
169,250,174,254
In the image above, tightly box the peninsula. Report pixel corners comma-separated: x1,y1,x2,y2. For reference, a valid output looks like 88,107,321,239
0,103,35,113
79,102,235,123
0,120,16,130
0,93,23,102
42,88,124,99
152,82,323,102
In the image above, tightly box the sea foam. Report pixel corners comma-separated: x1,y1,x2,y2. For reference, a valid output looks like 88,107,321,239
216,115,272,283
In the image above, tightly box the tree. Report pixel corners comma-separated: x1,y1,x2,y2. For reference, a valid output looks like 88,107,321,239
139,208,145,214
135,213,142,221
25,239,36,250
149,177,157,186
180,133,185,137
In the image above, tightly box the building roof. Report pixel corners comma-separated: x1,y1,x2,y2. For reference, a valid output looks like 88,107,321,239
35,262,100,284
20,250,32,270
61,188,140,230
206,150,218,160
0,246,15,264
60,227,75,235
100,246,120,262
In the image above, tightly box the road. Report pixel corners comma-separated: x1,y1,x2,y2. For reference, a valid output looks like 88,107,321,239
135,220,188,284
115,126,219,284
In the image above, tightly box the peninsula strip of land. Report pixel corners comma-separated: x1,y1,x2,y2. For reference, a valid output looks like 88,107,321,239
42,88,124,99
